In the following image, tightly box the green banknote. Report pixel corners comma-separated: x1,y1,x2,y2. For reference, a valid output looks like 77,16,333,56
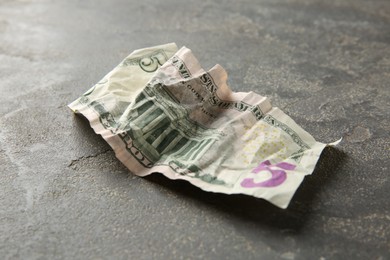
69,44,339,208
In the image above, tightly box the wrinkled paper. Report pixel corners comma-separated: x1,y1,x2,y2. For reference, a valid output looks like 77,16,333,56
69,43,338,208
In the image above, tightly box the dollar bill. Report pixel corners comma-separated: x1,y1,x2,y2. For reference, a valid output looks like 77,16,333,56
69,44,338,208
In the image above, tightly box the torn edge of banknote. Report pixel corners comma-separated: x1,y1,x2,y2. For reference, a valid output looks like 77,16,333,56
68,43,341,209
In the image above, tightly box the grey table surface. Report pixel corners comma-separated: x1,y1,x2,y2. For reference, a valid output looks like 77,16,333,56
0,0,389,259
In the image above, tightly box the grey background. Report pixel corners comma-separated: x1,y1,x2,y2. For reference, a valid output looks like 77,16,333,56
0,0,389,259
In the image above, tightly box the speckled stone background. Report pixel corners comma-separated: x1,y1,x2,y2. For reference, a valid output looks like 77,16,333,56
0,0,389,259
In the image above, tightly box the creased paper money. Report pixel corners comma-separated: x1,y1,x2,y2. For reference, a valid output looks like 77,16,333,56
69,43,339,208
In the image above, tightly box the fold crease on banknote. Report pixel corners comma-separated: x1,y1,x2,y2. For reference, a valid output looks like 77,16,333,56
68,43,341,208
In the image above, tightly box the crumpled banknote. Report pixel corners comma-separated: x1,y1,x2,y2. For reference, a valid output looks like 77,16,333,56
69,43,339,208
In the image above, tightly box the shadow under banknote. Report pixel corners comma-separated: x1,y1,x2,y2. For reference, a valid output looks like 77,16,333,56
71,113,112,151
144,146,346,232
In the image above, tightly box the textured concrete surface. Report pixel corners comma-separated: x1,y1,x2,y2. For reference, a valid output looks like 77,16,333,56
0,0,389,259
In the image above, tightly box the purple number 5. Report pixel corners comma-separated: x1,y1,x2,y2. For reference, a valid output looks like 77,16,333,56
241,160,296,188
